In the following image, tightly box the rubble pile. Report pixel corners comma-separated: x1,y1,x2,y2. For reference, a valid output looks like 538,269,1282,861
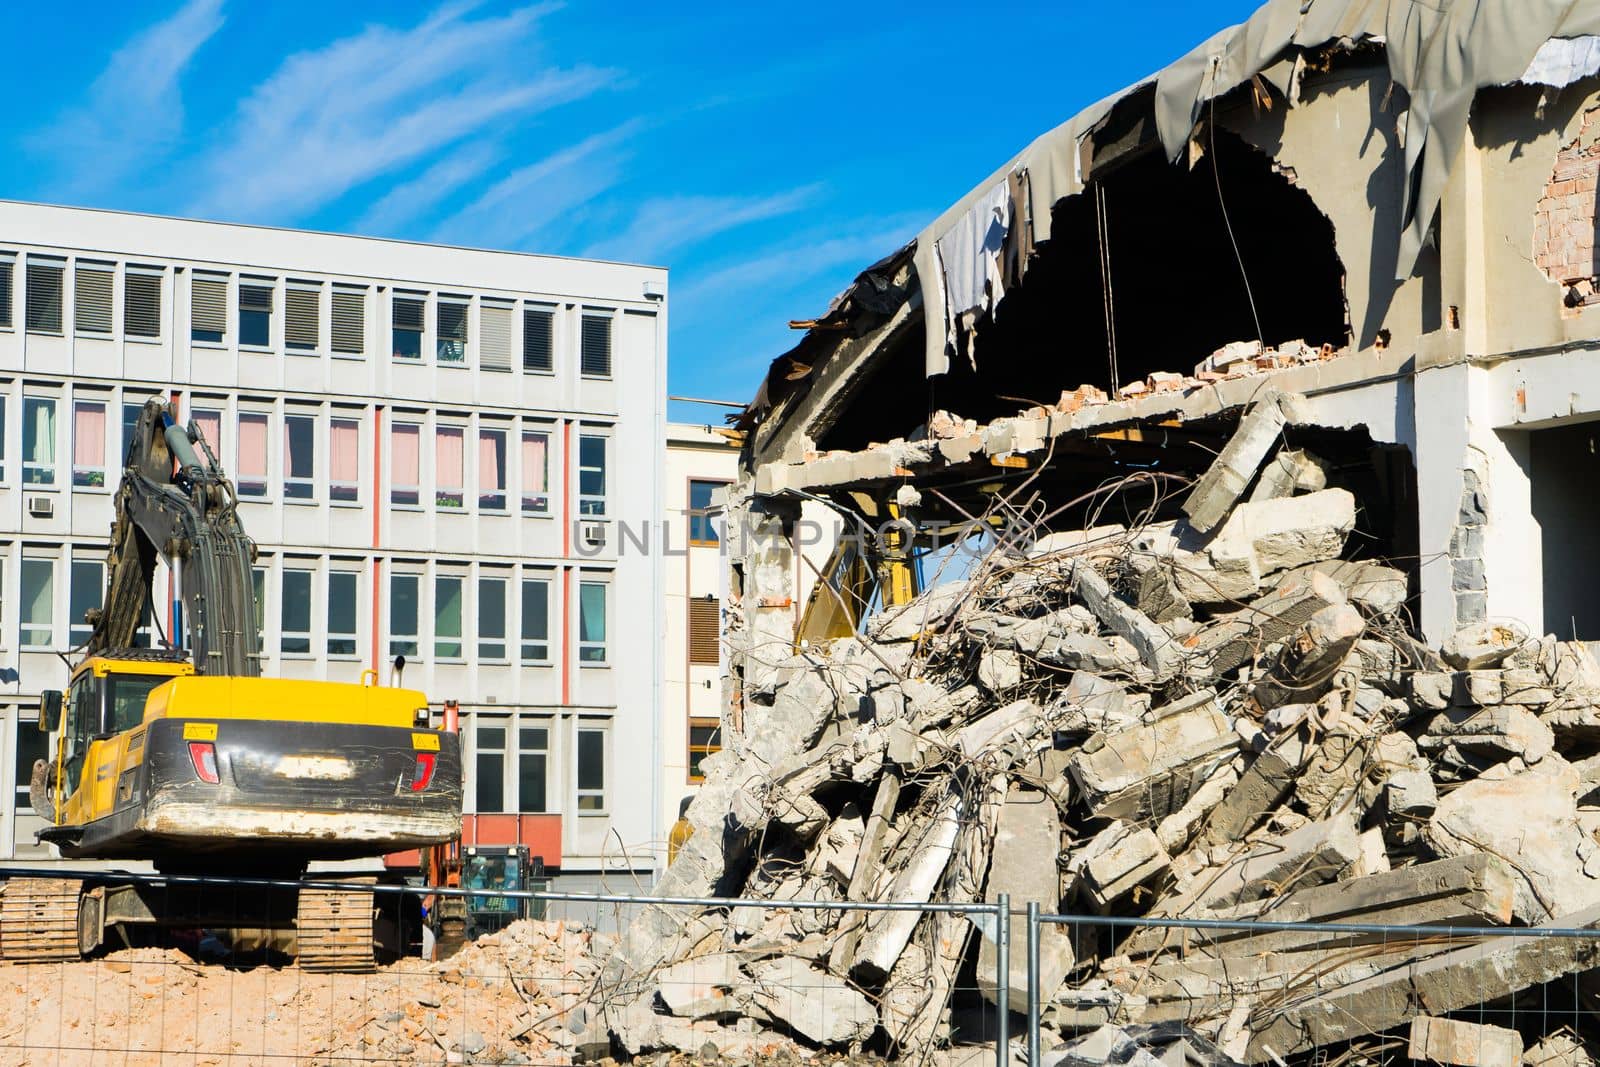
608,391,1600,1066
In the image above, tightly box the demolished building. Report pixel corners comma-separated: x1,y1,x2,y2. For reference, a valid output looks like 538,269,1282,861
603,3,1600,1066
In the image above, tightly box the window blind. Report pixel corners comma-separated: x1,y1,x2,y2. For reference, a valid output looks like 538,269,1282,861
523,307,553,372
393,295,424,331
191,274,228,337
285,285,320,350
331,287,365,355
689,596,720,665
480,303,512,371
124,269,162,338
580,314,611,377
74,264,113,334
26,260,63,334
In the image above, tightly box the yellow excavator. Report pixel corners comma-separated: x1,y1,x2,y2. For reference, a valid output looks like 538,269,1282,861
2,399,462,970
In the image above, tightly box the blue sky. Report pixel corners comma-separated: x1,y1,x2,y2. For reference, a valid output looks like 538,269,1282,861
2,1,1260,422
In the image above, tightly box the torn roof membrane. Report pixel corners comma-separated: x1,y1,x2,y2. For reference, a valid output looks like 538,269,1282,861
740,0,1600,432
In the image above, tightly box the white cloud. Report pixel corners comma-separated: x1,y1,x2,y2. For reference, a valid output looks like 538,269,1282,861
582,186,819,263
352,142,502,236
189,3,618,222
429,123,640,250
36,0,225,192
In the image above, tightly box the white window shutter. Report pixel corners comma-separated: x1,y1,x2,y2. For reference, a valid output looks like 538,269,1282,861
192,274,228,337
331,287,365,355
285,284,320,350
480,303,512,371
74,263,113,335
124,268,162,338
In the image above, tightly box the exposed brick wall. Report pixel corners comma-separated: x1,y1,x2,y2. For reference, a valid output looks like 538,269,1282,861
1534,105,1600,312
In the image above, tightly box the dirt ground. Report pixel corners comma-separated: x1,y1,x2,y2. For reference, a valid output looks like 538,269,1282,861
0,920,601,1066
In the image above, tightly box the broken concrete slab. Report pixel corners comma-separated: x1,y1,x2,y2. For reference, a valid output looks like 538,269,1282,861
1526,1032,1595,1067
1420,706,1555,765
1190,569,1346,676
654,954,745,1019
1182,392,1311,533
1428,756,1600,923
1409,1016,1524,1067
1080,824,1170,911
1307,559,1408,615
1250,601,1365,709
869,582,968,642
1246,448,1328,503
747,956,877,1045
1209,488,1357,581
850,790,963,983
977,786,1071,1012
1068,694,1238,822
1182,814,1363,912
1442,621,1529,670
1069,560,1186,682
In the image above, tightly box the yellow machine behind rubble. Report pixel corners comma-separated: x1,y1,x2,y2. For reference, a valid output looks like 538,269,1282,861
1,399,462,971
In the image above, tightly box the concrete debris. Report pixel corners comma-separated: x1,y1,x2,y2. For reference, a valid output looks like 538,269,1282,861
1409,1016,1524,1067
606,412,1600,1066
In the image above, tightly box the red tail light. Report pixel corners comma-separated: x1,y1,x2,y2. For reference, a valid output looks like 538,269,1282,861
411,752,436,792
188,742,220,784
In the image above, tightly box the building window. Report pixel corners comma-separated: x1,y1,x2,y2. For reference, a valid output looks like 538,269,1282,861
0,397,8,480
521,431,549,514
689,595,720,665
390,573,419,657
478,427,508,511
124,268,162,339
392,294,424,360
280,566,313,654
434,575,463,660
251,566,266,654
285,282,320,352
191,407,222,457
478,575,506,660
518,724,548,812
520,578,549,662
16,714,48,813
23,397,56,487
69,559,102,648
480,301,512,371
328,570,357,656
0,258,13,328
26,259,64,334
578,435,606,516
283,413,315,500
191,273,227,343
523,306,553,373
239,281,274,348
577,727,605,811
689,480,721,545
391,422,421,506
72,400,106,488
21,557,54,648
331,286,365,356
73,262,113,335
580,313,612,377
237,412,269,498
436,426,464,509
475,723,506,813
120,402,143,467
330,417,359,503
436,298,467,363
688,719,722,782
578,581,607,664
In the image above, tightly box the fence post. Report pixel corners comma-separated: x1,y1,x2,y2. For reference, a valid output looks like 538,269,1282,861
996,893,1010,1067
1027,901,1040,1067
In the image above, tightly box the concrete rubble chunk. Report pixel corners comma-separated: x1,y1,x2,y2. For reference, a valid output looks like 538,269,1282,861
1427,756,1600,923
1191,569,1346,676
1069,693,1237,822
1080,823,1170,911
654,954,745,1019
1409,1016,1525,1067
868,582,967,642
978,786,1072,1011
1183,814,1363,912
1069,560,1186,682
1526,1032,1595,1067
1247,448,1328,503
1443,621,1529,670
1251,601,1365,709
1182,392,1311,532
746,956,876,1045
1307,559,1408,615
1209,488,1358,581
1420,706,1555,765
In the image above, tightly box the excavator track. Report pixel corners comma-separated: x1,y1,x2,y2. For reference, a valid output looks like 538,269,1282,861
0,878,82,962
296,884,376,973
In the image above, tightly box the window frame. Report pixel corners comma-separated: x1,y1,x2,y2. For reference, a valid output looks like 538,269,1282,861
436,296,468,365
73,261,114,337
327,568,359,658
477,573,508,662
578,578,608,666
0,256,14,331
688,478,727,546
433,572,465,661
522,304,555,374
284,280,322,354
391,292,425,362
478,424,509,513
279,564,315,656
236,409,271,499
123,265,163,341
389,571,421,658
330,284,366,358
473,717,509,814
25,258,65,336
238,278,275,350
517,719,551,813
435,423,466,511
519,575,551,664
390,420,423,508
283,409,317,502
71,397,108,490
22,395,58,488
190,272,228,344
68,557,103,649
521,427,551,515
575,725,607,813
329,414,361,504
577,433,608,517
688,717,723,784
20,555,55,650
579,310,613,378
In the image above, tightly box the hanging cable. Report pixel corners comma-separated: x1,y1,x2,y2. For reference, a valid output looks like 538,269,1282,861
1094,180,1120,391
1208,77,1265,350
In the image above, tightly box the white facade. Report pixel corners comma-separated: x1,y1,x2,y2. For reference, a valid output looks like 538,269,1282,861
661,422,738,836
0,200,667,877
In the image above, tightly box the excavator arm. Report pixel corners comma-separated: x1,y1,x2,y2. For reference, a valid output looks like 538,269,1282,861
87,399,261,676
